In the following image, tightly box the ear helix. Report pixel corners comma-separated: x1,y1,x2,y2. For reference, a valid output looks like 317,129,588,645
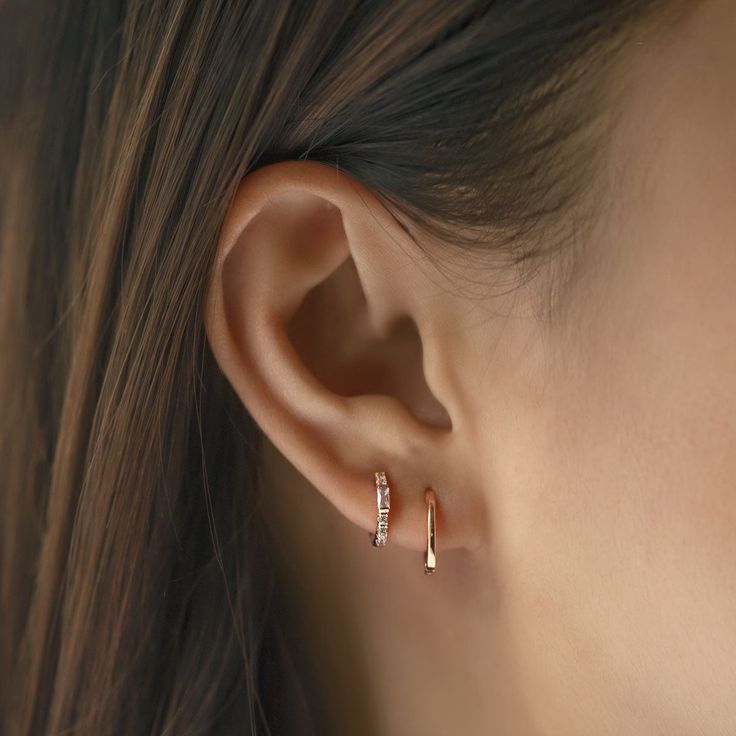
370,471,438,575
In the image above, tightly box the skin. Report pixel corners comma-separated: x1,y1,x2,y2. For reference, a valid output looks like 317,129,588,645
204,1,736,733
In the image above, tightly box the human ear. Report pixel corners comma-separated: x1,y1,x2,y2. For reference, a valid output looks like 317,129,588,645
203,160,486,553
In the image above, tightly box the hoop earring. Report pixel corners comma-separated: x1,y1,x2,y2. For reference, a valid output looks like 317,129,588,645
424,487,437,574
372,471,390,546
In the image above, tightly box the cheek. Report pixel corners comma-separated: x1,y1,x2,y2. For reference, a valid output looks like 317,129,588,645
491,221,736,732
485,8,736,728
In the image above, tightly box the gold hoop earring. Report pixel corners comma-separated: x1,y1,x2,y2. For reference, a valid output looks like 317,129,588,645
372,471,390,546
424,487,437,574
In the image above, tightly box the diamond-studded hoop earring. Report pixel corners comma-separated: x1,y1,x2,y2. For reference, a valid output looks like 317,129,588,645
424,487,437,574
372,471,390,546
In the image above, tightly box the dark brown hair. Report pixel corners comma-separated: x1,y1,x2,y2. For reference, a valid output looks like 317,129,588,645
1,1,674,734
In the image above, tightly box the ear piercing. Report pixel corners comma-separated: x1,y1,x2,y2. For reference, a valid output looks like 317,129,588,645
371,471,438,574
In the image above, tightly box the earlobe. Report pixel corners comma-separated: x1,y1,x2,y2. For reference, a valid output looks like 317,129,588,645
204,160,486,554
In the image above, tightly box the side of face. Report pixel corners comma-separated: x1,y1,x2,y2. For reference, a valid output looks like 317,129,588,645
477,1,736,731
203,3,736,732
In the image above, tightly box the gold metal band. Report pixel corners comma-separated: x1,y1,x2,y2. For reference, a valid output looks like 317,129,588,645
424,487,437,574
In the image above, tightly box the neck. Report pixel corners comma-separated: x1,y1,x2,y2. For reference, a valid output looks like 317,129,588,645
258,439,534,736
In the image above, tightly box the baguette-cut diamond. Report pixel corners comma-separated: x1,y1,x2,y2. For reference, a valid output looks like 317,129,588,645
376,484,390,511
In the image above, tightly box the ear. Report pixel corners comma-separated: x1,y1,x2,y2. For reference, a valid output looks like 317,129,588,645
203,160,486,553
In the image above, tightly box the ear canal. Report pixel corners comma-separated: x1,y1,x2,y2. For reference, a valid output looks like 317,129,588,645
287,254,452,431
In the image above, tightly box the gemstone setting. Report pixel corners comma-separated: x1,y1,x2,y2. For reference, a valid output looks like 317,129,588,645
373,472,391,546
375,472,390,512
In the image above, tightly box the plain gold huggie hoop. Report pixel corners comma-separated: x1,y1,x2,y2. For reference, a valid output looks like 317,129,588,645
424,487,437,574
